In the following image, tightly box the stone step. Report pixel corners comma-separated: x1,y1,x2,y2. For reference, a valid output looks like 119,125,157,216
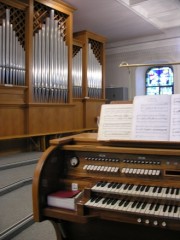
0,164,37,188
11,221,57,240
0,184,33,232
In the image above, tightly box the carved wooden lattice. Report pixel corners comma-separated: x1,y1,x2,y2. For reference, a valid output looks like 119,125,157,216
34,1,68,40
89,39,102,64
73,45,81,57
0,2,25,49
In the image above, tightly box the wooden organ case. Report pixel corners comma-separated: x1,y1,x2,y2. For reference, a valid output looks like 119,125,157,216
33,133,180,240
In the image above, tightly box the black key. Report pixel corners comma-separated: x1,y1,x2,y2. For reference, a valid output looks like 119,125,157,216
165,187,170,194
95,197,102,203
128,184,134,190
123,200,130,207
141,202,147,209
101,181,107,187
123,184,130,190
111,199,118,205
131,201,138,208
168,205,173,213
170,188,175,195
116,183,122,189
136,201,142,209
90,196,97,202
107,182,114,188
112,182,118,189
152,186,157,193
149,203,155,211
118,199,125,206
140,185,146,192
163,205,168,212
107,198,113,205
175,189,179,195
102,198,109,204
157,187,162,193
145,186,150,192
96,181,103,187
136,185,141,191
174,206,178,213
155,203,160,211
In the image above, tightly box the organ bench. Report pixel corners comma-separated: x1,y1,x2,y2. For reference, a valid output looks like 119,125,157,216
32,133,180,240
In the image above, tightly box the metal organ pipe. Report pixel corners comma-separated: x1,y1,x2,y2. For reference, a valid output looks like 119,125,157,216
33,9,68,103
0,9,25,86
72,48,82,98
87,43,102,99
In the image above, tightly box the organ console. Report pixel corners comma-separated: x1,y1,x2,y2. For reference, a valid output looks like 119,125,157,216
32,133,180,240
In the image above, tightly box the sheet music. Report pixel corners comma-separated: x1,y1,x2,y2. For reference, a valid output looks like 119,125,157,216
132,95,171,141
170,94,180,141
97,104,133,140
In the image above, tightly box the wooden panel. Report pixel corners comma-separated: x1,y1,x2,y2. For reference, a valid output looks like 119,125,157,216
28,103,84,134
72,99,84,129
0,85,27,104
84,99,105,128
0,105,26,136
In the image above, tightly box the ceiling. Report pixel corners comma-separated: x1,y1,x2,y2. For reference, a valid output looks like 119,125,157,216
62,0,180,43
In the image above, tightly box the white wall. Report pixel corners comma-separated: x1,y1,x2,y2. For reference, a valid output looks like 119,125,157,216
106,37,180,100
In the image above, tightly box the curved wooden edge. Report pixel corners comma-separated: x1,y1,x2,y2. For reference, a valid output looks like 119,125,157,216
51,221,63,240
32,145,57,222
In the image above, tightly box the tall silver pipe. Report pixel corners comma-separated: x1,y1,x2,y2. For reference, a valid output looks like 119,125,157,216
5,9,10,84
2,19,6,84
41,24,46,102
0,26,2,84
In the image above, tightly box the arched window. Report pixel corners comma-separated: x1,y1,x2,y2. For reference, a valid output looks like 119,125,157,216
145,66,174,95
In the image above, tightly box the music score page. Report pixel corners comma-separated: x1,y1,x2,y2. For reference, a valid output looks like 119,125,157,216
131,95,171,141
97,104,133,140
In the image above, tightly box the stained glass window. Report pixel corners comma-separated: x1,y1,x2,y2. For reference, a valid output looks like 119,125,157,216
145,66,174,95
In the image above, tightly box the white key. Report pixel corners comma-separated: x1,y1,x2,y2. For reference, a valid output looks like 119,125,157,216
161,187,168,199
117,183,126,194
144,169,148,175
139,202,148,214
144,203,152,215
129,168,134,174
131,185,138,195
103,166,109,172
112,199,121,210
121,168,126,173
140,169,145,175
126,201,136,212
157,204,165,216
94,197,105,207
145,186,154,197
134,201,143,213
156,170,161,176
83,164,88,170
107,167,112,172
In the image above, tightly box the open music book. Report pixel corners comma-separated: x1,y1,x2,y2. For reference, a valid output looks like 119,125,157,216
98,94,180,141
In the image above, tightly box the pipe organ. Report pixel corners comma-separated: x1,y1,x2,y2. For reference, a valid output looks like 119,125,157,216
33,133,180,240
0,0,105,137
